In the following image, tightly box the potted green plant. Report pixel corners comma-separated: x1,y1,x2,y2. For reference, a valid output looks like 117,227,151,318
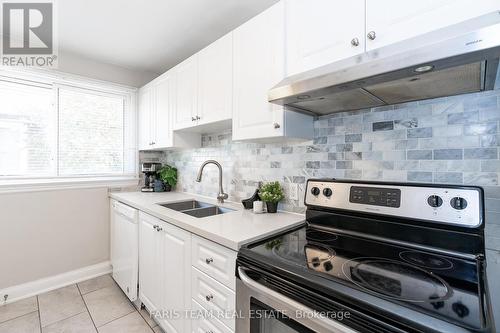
157,165,177,192
259,181,284,213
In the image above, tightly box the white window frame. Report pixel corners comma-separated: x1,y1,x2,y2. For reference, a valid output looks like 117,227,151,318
0,69,139,192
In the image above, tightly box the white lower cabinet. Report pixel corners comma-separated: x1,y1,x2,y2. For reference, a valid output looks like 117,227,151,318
191,299,233,333
138,213,163,312
136,211,238,333
138,212,191,333
191,267,236,331
191,235,237,290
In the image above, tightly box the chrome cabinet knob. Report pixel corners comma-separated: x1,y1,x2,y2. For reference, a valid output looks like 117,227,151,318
196,115,201,120
273,123,280,129
151,141,155,145
153,225,158,230
205,294,213,302
156,226,162,232
205,258,213,264
351,37,360,46
367,31,376,40
191,117,196,121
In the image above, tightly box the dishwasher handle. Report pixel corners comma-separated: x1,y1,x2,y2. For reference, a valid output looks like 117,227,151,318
238,267,358,333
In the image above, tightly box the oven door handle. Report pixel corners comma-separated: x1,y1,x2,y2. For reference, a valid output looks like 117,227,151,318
238,267,358,333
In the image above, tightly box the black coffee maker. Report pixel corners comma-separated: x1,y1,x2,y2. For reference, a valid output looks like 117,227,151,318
141,163,162,192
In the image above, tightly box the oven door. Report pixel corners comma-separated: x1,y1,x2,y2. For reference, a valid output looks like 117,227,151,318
236,267,358,333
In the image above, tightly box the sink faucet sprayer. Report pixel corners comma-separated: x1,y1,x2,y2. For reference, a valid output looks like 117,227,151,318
195,160,229,204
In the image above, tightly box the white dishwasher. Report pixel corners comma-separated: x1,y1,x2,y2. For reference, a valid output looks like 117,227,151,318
111,199,139,301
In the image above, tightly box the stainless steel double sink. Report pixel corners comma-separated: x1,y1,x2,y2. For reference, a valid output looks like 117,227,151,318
157,200,235,218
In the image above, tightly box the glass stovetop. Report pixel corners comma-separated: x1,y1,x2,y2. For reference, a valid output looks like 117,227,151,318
245,226,483,330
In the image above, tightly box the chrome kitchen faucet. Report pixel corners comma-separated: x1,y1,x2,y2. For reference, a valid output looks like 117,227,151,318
195,160,229,204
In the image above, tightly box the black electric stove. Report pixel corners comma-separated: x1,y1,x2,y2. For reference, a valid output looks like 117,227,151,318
236,180,494,333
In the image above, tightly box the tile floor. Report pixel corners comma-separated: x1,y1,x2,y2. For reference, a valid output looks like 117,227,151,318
0,274,164,333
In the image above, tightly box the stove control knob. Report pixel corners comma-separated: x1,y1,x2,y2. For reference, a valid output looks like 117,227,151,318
323,188,333,197
427,195,443,208
311,187,320,196
452,302,469,318
450,197,467,210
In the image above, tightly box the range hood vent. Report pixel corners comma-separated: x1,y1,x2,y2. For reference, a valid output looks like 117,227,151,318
269,12,500,115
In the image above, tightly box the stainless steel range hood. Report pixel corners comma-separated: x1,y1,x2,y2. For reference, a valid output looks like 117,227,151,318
269,12,500,115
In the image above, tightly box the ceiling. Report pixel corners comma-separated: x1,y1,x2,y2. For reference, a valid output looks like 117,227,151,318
58,0,278,76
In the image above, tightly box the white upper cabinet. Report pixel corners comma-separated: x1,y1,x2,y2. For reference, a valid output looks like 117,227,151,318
232,1,285,141
138,73,200,150
365,0,500,51
153,73,174,148
138,87,153,150
174,55,198,130
233,1,313,141
197,32,233,125
286,0,366,76
140,0,497,144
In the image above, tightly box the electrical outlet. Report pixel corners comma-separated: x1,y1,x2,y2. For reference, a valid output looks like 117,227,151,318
287,183,299,201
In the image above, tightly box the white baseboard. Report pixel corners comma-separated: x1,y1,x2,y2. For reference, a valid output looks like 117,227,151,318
0,261,112,306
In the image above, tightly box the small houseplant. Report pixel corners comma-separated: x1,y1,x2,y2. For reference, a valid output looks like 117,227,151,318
259,181,284,213
158,165,177,192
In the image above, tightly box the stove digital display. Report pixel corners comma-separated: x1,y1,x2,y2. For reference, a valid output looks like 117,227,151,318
350,186,401,207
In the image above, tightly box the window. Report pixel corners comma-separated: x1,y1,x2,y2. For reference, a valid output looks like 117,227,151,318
0,80,56,177
58,88,125,176
0,73,136,184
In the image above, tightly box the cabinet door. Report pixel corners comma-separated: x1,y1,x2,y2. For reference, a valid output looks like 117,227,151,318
366,0,500,51
138,213,162,311
286,0,365,76
174,55,198,130
138,87,153,150
198,32,233,125
153,73,175,149
232,1,285,141
159,223,191,333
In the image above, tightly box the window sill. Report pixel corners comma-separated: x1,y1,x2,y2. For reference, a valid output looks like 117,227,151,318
0,176,139,194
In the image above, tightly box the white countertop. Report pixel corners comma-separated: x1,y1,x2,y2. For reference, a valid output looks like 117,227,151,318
109,191,305,251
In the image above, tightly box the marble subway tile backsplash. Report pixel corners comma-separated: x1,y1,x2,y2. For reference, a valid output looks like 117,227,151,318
141,89,500,245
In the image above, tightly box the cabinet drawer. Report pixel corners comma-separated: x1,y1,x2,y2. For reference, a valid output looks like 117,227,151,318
192,235,237,290
192,299,233,333
191,267,235,331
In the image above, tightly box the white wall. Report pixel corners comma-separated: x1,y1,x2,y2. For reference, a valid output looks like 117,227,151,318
57,51,159,87
0,187,110,290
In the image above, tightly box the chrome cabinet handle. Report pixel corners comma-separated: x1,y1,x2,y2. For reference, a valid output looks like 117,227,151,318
273,123,280,129
205,294,213,302
367,31,376,40
153,225,158,230
191,117,196,121
351,37,360,46
196,115,201,120
156,226,162,232
205,258,213,264
151,141,155,145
